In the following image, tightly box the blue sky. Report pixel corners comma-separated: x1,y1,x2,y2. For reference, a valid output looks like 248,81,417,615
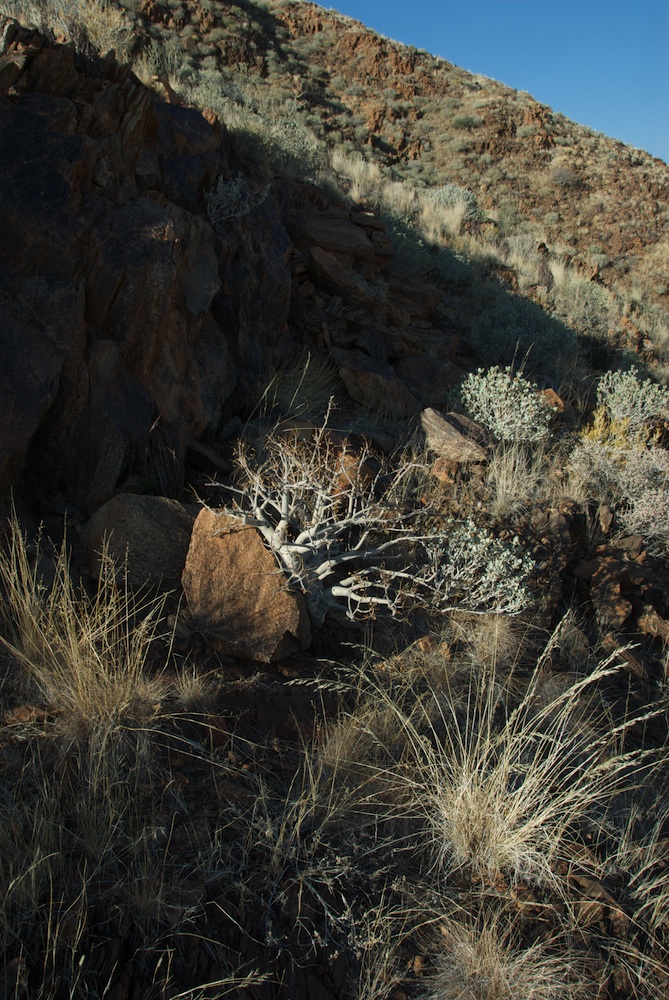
326,1,669,163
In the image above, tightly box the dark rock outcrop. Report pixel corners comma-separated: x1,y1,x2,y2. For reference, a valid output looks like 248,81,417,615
0,21,291,510
0,19,458,518
84,493,196,586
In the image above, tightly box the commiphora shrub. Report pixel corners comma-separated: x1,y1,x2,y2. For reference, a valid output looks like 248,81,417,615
205,174,270,224
460,366,554,444
222,421,536,625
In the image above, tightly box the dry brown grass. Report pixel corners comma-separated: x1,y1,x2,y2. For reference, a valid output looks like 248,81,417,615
483,441,553,522
344,620,659,891
0,515,164,734
424,905,587,1000
257,350,340,423
2,0,131,57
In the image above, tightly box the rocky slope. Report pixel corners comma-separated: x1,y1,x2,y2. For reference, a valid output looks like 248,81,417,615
119,0,669,334
1,8,669,1000
0,14,469,510
4,0,668,513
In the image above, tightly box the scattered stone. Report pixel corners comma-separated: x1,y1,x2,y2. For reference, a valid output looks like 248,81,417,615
310,246,373,303
349,209,385,232
601,632,649,682
618,535,646,561
421,408,487,462
590,555,633,629
540,386,565,414
386,273,443,320
371,229,395,258
637,605,669,642
5,705,48,725
598,504,614,535
430,457,459,485
301,215,376,269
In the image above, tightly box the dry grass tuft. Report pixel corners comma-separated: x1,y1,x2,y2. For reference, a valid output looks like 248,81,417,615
259,350,339,422
0,514,165,734
484,441,552,521
424,905,586,1000
329,149,381,202
356,618,662,890
2,0,131,58
448,611,529,672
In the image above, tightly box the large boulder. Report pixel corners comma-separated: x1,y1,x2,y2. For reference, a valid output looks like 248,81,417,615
85,494,196,587
182,509,311,663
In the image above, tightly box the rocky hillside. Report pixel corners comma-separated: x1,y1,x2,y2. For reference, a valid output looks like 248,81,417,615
120,0,669,348
3,0,668,510
1,6,669,1000
0,11,477,509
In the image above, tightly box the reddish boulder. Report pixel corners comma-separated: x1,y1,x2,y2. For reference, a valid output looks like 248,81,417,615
182,509,311,663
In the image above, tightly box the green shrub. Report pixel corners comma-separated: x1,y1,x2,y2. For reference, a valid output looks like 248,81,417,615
596,365,669,431
569,431,669,553
379,210,433,278
453,114,484,130
550,165,579,188
431,519,535,615
468,293,580,386
424,183,479,222
460,366,553,444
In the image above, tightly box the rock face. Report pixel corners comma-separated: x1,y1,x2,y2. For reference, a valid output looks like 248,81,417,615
85,494,196,587
0,23,459,512
182,509,311,663
393,354,462,409
0,21,292,510
333,349,421,416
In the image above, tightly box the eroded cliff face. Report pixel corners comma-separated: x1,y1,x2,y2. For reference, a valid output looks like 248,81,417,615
0,19,293,509
0,17,460,513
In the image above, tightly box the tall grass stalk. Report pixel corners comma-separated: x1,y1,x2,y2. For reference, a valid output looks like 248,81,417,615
484,441,551,521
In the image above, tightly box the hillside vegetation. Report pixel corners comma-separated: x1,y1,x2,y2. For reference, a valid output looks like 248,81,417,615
1,2,669,998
